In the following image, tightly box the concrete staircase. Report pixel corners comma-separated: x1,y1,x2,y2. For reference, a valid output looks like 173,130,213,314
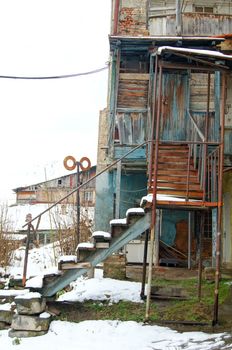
41,208,151,297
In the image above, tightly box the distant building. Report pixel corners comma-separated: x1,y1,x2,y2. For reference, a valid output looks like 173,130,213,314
13,166,96,208
10,166,96,246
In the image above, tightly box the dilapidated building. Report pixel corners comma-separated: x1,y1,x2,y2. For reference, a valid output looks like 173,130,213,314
95,0,232,319
13,166,96,209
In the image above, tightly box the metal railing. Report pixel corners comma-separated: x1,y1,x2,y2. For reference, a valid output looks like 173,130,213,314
22,140,151,285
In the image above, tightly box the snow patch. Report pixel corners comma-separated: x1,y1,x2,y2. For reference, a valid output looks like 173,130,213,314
15,292,41,300
0,303,11,311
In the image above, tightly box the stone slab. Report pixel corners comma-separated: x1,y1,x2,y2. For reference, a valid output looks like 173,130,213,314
0,321,9,330
9,329,47,338
0,310,14,324
15,297,46,315
11,314,50,332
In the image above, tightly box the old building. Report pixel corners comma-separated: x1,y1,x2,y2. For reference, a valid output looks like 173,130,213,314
95,0,232,279
13,166,96,209
12,166,96,245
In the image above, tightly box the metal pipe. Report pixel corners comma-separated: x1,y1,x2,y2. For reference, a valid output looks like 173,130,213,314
113,0,120,35
148,55,158,188
76,162,80,247
145,63,163,320
203,73,211,201
140,229,149,299
213,73,226,325
186,146,191,200
188,212,191,269
197,213,205,300
22,224,31,286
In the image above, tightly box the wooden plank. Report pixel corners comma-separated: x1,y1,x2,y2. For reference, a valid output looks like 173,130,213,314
119,73,149,80
158,157,189,163
158,150,189,156
157,182,201,191
157,169,198,176
157,175,199,183
157,163,191,170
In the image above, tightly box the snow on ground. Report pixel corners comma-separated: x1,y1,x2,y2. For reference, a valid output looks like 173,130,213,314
0,320,231,350
8,242,61,278
1,242,231,349
58,269,142,303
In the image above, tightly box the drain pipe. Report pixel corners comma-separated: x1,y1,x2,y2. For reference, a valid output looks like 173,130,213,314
113,0,120,35
176,0,182,35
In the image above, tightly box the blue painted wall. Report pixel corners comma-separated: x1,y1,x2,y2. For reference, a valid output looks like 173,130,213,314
116,171,147,218
160,210,188,246
95,171,114,232
95,169,147,231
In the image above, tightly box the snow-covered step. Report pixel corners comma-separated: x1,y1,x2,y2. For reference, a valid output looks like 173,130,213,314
92,231,111,242
76,242,95,261
110,208,145,238
57,254,92,271
126,208,145,217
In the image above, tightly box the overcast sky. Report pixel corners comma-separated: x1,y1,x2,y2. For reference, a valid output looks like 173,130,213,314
0,0,111,203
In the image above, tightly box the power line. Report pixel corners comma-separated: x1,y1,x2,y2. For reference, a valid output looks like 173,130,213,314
0,65,108,80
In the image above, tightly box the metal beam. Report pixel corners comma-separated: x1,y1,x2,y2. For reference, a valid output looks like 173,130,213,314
42,212,151,297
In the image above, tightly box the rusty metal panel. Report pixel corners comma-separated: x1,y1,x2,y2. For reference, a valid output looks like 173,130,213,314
160,73,188,141
117,73,149,109
190,73,215,112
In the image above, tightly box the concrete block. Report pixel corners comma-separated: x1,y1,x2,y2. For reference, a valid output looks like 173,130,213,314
9,329,47,338
15,295,46,315
11,314,50,332
0,310,14,324
0,321,9,330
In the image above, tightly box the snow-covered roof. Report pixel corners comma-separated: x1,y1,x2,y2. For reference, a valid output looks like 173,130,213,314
157,46,232,60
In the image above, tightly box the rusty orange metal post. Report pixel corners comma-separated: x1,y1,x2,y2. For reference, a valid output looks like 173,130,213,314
213,73,226,325
22,223,31,286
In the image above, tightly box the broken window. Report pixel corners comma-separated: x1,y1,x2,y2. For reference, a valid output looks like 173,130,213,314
195,6,214,13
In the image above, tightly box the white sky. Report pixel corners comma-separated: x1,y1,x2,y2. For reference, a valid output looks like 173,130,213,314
0,0,111,203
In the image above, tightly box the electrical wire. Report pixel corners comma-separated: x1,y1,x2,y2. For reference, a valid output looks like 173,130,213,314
0,65,108,80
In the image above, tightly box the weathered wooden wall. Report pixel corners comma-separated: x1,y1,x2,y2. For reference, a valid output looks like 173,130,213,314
148,0,232,36
160,73,188,141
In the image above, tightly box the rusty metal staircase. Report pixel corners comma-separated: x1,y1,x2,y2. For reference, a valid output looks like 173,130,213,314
149,144,203,200
143,140,221,210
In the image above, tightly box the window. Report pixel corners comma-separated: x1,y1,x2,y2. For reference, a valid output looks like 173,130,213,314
195,6,214,14
84,191,93,202
58,179,62,186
